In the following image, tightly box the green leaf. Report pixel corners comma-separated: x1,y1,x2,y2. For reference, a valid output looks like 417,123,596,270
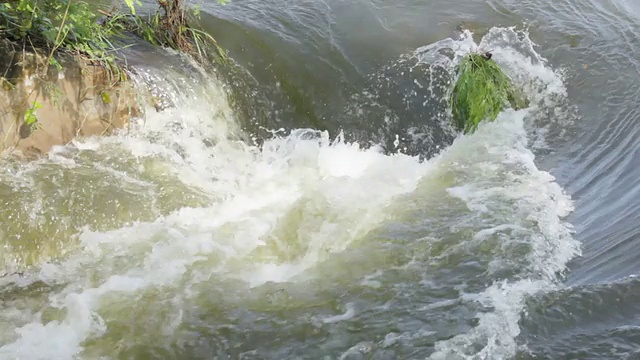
24,101,42,126
123,0,136,14
49,57,62,72
100,91,111,104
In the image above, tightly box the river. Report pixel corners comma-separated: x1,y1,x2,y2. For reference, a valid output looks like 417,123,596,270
1,0,639,359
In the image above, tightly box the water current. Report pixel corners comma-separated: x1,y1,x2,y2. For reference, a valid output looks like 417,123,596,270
2,0,640,359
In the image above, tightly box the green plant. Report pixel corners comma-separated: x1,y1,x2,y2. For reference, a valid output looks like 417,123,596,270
23,100,42,134
1,0,230,67
2,0,100,50
101,91,110,104
0,0,130,85
119,0,228,63
450,52,521,134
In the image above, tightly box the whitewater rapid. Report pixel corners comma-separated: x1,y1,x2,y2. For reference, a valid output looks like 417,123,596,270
0,28,579,359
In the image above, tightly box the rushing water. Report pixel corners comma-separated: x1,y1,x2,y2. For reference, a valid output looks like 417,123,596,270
1,0,639,359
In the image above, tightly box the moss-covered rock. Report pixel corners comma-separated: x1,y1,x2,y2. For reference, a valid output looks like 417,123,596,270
450,52,522,134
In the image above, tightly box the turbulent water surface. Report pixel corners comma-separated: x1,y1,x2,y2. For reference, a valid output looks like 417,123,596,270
2,0,640,359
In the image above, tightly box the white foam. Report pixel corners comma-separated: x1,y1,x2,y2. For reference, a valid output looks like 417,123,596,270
426,114,579,358
321,303,357,324
0,27,580,360
0,66,434,358
418,28,580,359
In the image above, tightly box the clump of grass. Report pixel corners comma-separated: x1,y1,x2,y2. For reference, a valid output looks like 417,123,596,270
118,0,228,64
0,0,123,61
0,0,137,87
450,52,520,134
0,0,228,74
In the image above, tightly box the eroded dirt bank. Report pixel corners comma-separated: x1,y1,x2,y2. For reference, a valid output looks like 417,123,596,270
0,39,141,157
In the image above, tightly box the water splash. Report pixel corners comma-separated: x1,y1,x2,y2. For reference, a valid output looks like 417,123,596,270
0,53,431,358
409,27,581,359
0,27,579,360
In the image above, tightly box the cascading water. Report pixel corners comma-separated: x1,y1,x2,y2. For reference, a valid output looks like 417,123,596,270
0,27,579,359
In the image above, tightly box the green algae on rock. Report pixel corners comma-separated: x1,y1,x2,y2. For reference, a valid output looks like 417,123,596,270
450,52,522,134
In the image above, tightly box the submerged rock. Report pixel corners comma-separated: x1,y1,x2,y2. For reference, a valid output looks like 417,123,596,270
0,39,141,157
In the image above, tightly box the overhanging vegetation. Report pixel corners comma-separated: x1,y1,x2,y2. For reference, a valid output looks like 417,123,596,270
0,0,228,138
0,0,227,72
